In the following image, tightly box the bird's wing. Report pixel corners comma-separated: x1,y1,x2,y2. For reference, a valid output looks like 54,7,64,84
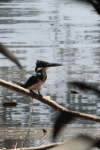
24,75,39,88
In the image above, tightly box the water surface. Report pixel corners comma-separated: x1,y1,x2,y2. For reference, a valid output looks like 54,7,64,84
0,0,100,128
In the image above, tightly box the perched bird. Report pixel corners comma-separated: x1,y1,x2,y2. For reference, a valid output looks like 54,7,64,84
15,60,62,97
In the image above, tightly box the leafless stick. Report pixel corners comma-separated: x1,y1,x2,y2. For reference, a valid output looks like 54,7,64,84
37,130,52,146
14,141,18,149
0,79,100,123
2,141,63,150
20,129,30,150
20,99,34,150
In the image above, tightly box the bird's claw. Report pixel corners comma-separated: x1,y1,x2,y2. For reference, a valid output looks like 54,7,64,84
38,91,43,98
30,89,35,95
30,89,43,98
39,94,43,98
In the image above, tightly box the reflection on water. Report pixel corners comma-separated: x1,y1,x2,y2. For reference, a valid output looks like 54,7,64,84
0,0,100,128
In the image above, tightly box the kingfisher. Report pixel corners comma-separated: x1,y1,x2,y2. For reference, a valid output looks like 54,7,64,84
15,60,62,97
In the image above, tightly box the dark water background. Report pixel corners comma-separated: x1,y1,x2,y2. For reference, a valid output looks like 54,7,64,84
0,0,100,129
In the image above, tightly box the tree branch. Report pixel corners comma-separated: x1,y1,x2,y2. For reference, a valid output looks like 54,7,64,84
0,79,100,123
1,142,63,150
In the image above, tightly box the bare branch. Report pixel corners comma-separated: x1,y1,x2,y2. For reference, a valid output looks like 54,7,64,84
0,79,100,123
1,142,63,150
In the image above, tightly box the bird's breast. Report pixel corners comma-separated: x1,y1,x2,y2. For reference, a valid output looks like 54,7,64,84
27,80,45,91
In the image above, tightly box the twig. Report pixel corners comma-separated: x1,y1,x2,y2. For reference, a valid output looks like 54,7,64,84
2,141,63,150
20,129,31,150
14,141,18,150
0,79,100,123
37,130,52,146
20,99,34,150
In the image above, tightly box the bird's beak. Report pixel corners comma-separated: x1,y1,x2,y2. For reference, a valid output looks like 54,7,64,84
46,63,62,67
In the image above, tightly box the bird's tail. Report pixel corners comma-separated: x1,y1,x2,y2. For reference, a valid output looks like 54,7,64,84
12,80,25,88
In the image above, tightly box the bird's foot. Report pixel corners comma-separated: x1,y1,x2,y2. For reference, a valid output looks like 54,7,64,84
30,90,43,98
38,91,43,98
30,89,36,95
39,94,43,98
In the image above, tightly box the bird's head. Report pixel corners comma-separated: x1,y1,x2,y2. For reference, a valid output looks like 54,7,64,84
35,60,62,72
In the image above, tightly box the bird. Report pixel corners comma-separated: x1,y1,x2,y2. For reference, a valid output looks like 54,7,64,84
14,60,62,97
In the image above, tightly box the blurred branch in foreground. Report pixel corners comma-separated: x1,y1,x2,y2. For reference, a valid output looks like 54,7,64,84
0,79,100,123
68,81,100,96
52,112,100,150
2,134,100,150
74,0,100,15
53,112,74,140
52,134,99,150
0,142,63,150
0,43,22,69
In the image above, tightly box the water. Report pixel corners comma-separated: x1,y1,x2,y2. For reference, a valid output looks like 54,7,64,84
0,0,100,129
